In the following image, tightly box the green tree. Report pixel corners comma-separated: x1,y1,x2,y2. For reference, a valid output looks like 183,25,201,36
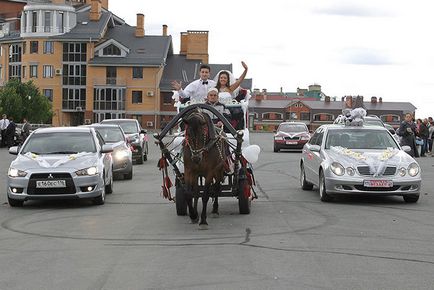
0,80,52,123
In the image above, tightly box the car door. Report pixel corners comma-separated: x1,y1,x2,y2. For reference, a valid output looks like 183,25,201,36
95,131,111,183
303,127,324,184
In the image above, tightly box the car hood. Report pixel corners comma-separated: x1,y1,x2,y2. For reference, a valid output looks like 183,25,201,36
11,152,98,170
276,131,309,138
325,148,416,167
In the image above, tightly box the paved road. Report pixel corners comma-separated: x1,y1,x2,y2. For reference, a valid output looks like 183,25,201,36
1,133,434,290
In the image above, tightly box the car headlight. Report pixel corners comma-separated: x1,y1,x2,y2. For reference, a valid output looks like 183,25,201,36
114,150,129,160
274,136,284,141
301,136,310,140
408,163,420,177
346,167,355,176
75,166,98,176
8,168,27,177
398,167,406,177
330,162,345,176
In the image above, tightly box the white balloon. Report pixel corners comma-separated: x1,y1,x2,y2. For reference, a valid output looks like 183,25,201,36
242,145,261,164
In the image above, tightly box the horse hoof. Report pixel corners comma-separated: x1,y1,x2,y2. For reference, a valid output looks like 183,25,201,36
211,212,219,218
190,218,199,224
198,223,208,230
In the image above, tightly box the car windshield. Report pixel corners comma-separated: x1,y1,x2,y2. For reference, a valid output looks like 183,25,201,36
103,121,137,134
364,118,384,127
21,132,96,154
278,124,307,133
325,129,398,150
94,127,124,143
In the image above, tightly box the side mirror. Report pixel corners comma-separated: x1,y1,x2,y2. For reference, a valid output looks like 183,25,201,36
401,145,411,153
388,129,395,134
309,144,321,152
9,146,19,155
101,144,113,153
140,129,147,134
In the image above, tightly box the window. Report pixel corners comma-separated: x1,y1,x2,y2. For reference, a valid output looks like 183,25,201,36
32,11,37,32
43,65,53,78
30,65,38,78
30,41,38,53
286,112,298,120
63,43,86,62
106,67,117,85
132,91,143,104
44,41,54,54
313,113,333,122
9,44,22,63
103,44,121,56
62,88,86,110
44,11,52,32
93,88,126,111
57,12,64,33
132,67,143,79
43,89,53,102
300,112,311,121
162,92,173,105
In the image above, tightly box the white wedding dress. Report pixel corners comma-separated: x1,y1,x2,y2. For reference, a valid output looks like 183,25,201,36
218,91,233,103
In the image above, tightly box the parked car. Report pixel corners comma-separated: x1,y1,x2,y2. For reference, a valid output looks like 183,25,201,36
384,123,400,143
86,124,133,180
273,122,310,152
7,127,113,207
100,119,148,164
300,124,421,203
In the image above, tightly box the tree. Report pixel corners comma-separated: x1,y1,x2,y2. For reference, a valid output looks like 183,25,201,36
0,80,52,123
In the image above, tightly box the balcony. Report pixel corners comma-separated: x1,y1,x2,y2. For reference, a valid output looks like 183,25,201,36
93,77,126,87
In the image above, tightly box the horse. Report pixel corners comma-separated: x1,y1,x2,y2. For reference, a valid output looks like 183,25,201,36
182,108,228,229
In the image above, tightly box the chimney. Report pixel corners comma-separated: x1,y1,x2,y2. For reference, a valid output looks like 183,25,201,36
325,96,330,102
371,96,377,103
162,24,168,36
379,97,383,103
135,14,145,37
90,0,102,21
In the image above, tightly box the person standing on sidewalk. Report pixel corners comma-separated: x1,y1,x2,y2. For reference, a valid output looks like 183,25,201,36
0,114,10,148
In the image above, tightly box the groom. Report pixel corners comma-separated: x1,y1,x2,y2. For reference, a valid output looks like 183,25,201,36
171,64,216,103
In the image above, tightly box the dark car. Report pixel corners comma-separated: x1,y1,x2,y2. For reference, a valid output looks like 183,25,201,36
273,122,310,152
86,124,133,180
100,119,148,164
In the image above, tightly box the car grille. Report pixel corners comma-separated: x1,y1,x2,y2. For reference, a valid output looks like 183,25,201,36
354,185,400,192
284,136,300,140
27,173,76,195
357,166,396,176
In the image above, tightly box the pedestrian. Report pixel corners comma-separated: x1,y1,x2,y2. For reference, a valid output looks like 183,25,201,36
21,117,31,143
417,118,429,157
0,114,9,148
428,117,434,155
397,113,418,157
171,64,217,103
5,117,16,148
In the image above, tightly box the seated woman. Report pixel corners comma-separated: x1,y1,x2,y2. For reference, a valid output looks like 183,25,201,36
214,61,248,103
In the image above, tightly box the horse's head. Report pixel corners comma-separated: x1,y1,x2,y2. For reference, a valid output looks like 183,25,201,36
183,109,210,164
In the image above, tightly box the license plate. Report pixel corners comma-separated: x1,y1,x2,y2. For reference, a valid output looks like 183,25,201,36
363,180,393,188
286,141,298,145
36,180,66,188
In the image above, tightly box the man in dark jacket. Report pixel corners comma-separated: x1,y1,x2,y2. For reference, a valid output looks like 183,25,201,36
419,119,429,157
397,113,418,157
21,117,31,143
5,117,16,148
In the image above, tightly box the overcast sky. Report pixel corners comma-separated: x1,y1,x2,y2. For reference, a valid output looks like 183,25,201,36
111,0,433,118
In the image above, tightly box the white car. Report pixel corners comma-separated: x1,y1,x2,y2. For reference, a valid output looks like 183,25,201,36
7,127,113,207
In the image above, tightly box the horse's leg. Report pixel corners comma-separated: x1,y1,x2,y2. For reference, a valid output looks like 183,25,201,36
185,174,198,223
199,177,212,229
211,183,220,217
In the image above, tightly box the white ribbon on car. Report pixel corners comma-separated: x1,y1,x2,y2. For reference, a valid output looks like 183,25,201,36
331,146,400,177
24,152,94,168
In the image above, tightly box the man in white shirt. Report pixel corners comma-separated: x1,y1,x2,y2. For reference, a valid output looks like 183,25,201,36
0,114,10,147
171,64,216,103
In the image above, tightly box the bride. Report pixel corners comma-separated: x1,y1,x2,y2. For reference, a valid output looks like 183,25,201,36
214,61,248,102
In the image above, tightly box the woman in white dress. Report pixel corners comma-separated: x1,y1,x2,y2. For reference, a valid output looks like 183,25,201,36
214,61,248,102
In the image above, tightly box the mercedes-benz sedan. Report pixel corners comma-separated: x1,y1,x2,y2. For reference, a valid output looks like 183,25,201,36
300,124,421,203
7,127,113,207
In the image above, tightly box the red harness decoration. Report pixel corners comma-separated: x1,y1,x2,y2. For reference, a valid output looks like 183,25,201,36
158,155,173,201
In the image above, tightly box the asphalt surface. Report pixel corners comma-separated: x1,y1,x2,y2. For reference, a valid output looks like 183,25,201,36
1,132,434,290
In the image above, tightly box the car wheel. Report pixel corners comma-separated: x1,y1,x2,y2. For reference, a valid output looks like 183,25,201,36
105,170,113,194
273,145,279,153
8,196,24,207
403,194,419,203
300,163,314,190
319,171,333,202
143,143,148,161
124,169,133,180
175,183,187,216
238,168,251,214
93,181,106,205
136,148,144,164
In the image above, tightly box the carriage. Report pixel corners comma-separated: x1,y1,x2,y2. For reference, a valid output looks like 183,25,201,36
153,94,259,223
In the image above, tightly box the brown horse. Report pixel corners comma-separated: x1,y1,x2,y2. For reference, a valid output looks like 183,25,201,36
182,109,228,229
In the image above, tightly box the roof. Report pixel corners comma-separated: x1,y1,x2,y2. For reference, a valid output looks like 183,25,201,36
34,127,92,134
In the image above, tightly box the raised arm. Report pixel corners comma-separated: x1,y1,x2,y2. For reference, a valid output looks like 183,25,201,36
229,61,248,92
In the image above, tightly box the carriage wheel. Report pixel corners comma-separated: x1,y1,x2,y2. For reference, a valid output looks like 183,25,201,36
238,168,251,215
175,183,187,216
